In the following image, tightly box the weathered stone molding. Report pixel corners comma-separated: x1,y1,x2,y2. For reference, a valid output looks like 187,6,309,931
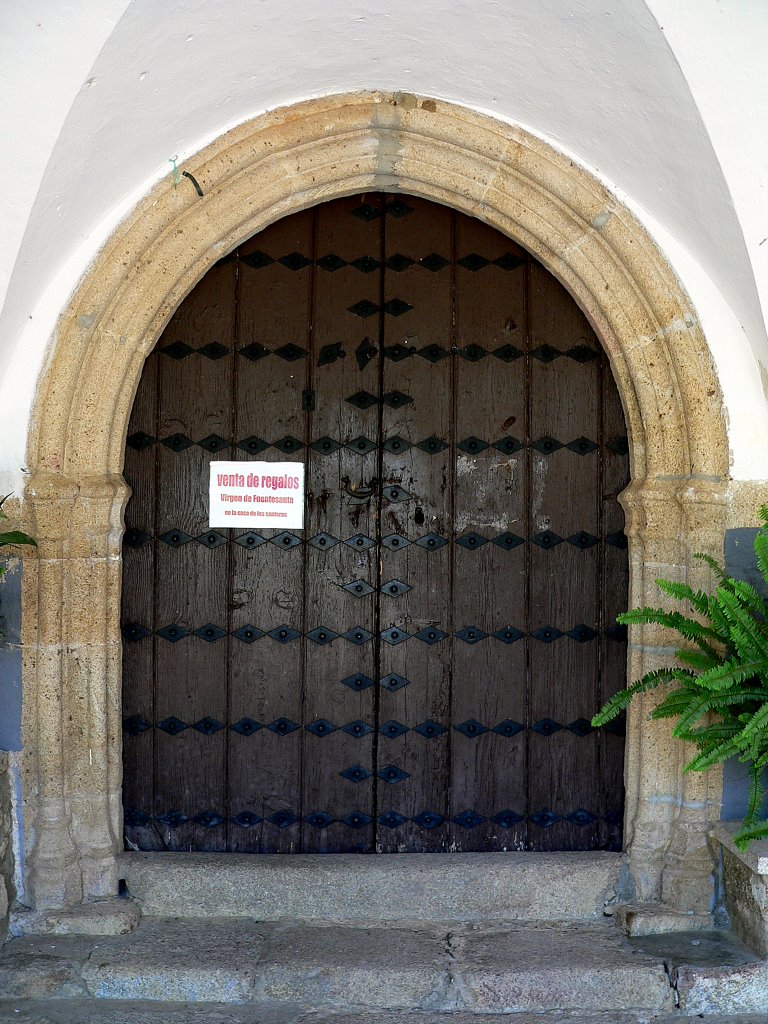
19,91,735,910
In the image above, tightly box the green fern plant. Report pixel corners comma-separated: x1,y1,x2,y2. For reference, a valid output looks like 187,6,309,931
592,504,768,850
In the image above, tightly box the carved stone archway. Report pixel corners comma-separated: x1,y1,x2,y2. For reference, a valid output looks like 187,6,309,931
21,92,729,912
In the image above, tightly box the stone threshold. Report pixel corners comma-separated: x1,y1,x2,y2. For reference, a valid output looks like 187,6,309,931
116,849,627,922
713,821,768,957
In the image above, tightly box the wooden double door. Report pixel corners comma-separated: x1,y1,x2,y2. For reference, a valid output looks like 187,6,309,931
121,194,629,854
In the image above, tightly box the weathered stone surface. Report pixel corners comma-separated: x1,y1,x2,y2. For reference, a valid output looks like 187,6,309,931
81,918,267,1002
0,934,93,998
118,850,625,921
675,960,768,1014
449,922,674,1012
12,898,140,937
714,821,768,957
0,754,13,944
615,901,715,936
0,1004,766,1024
253,923,446,1008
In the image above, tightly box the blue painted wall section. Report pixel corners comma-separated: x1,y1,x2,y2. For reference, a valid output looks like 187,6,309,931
0,565,23,752
722,528,768,820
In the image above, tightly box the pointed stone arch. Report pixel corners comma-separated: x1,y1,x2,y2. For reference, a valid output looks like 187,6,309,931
22,92,729,911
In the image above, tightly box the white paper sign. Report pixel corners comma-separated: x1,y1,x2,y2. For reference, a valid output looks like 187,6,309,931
209,461,305,529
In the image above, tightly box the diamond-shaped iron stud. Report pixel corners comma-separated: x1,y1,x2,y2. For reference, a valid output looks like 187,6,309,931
457,437,488,454
386,254,414,271
458,253,489,272
531,436,563,454
531,626,563,643
122,623,150,641
567,437,598,455
194,624,226,642
567,718,594,737
381,534,410,551
231,625,263,643
379,720,409,738
382,391,412,408
305,719,337,737
567,624,598,642
198,434,229,453
127,431,156,451
382,298,413,317
345,533,376,551
157,811,189,828
459,344,487,361
453,810,485,828
379,673,410,692
159,529,192,547
192,717,224,735
274,343,307,361
343,720,374,738
493,532,524,550
493,345,523,362
311,436,342,454
493,626,525,644
267,718,300,736
454,719,488,738
378,764,410,784
239,342,271,361
343,812,373,828
493,720,525,737
415,533,447,551
414,720,447,738
268,625,300,643
346,435,377,454
268,809,299,828
567,531,598,550
161,433,193,452
420,253,449,272
531,344,561,363
456,532,487,550
304,811,335,829
418,344,449,363
567,345,598,363
316,253,347,272
273,435,304,454
492,810,525,828
237,436,270,455
124,528,151,548
532,718,563,736
197,531,227,549
241,250,273,270
532,530,563,550
341,674,375,692
230,718,262,736
162,341,194,360
414,627,447,644
413,812,445,829
343,579,375,598
123,715,152,735
231,811,262,828
416,436,448,454
378,811,408,829
493,436,524,455
157,716,187,736
382,435,411,453
380,627,409,645
278,252,311,271
455,626,488,643
530,809,560,827
348,299,379,319
306,627,339,646
270,531,302,550
384,344,413,362
347,390,378,409
567,809,597,826
380,579,411,598
234,532,267,550
156,624,190,642
343,627,374,645
307,532,339,550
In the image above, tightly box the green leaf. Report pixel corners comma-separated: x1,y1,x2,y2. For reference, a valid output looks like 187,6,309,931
591,668,676,726
0,530,36,548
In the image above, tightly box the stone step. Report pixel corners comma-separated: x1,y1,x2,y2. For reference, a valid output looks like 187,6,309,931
0,917,762,1014
118,850,625,921
0,1003,766,1024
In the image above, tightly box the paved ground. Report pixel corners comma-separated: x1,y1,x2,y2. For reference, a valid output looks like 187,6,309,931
0,1003,766,1023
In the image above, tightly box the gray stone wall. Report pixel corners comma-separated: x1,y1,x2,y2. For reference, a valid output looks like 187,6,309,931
0,753,12,941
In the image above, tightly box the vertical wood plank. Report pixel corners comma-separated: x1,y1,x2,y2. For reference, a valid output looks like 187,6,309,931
450,215,529,851
152,259,236,852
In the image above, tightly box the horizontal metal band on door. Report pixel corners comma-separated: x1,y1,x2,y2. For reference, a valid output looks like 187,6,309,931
122,715,626,739
119,623,628,644
123,807,623,831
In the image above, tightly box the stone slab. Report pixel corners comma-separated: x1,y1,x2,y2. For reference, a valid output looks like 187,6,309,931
12,898,141,937
449,921,674,1012
713,822,768,957
0,1004,766,1024
118,850,625,921
81,918,267,1002
675,960,768,1014
614,901,715,936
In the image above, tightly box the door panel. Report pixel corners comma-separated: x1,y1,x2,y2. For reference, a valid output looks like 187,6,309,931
121,193,629,853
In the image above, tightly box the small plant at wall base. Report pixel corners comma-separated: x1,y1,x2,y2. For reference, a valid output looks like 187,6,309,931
0,494,35,570
592,505,768,850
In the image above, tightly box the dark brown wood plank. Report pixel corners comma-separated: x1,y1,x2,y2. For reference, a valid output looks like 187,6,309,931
121,350,160,849
151,258,236,852
376,195,455,852
598,358,630,849
526,263,602,851
449,214,529,851
227,212,314,852
299,195,384,852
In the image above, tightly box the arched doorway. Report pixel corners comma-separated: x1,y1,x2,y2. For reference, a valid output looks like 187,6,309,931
121,193,629,854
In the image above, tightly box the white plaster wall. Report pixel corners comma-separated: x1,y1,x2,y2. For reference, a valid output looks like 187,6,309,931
1,0,767,484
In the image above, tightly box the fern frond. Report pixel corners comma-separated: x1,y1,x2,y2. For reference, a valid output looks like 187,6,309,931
655,579,711,616
685,735,744,772
694,658,768,693
693,551,729,585
651,688,698,719
591,669,676,726
670,690,768,737
734,821,768,850
617,607,722,645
